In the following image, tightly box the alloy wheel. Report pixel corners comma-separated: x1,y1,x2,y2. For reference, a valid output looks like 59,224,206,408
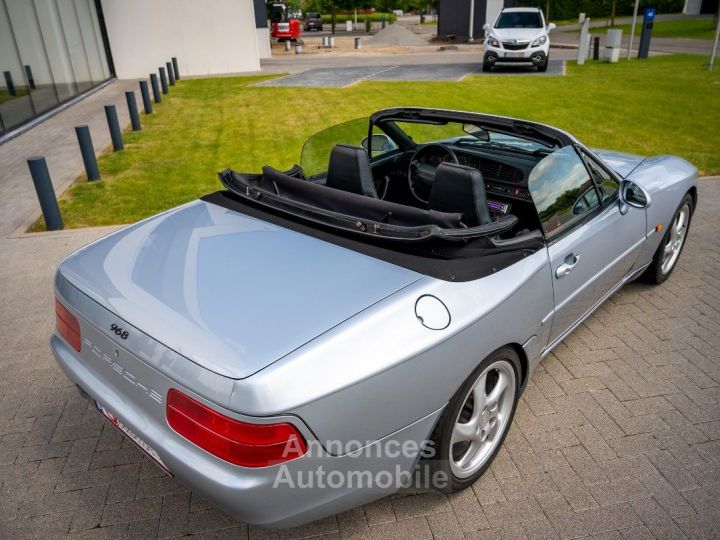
661,203,690,275
449,360,516,479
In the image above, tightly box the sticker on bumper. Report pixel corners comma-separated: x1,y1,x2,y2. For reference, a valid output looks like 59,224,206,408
95,400,171,475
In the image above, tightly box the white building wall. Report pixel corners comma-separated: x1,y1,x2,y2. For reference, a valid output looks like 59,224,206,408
100,0,261,79
256,27,272,59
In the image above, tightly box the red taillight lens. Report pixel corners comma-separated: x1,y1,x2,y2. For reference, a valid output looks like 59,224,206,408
55,298,81,352
166,389,307,467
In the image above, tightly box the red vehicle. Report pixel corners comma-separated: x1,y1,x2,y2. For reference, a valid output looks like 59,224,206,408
268,2,302,41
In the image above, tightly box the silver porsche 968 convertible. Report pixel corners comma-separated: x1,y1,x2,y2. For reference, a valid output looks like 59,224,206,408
51,108,697,527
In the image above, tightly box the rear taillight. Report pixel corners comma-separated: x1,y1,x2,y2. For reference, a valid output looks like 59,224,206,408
166,389,307,467
55,298,81,352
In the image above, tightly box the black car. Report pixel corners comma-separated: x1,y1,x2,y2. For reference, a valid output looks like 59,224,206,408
304,12,323,31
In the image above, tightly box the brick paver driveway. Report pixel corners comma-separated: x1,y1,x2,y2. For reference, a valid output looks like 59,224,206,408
1,181,718,539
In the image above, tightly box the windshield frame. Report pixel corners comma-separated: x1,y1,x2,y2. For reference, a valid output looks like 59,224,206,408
368,108,570,156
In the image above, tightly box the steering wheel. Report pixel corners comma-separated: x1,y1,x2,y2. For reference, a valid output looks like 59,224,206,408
408,144,459,203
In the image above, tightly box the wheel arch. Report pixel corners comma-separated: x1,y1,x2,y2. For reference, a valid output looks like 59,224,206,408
687,186,697,213
507,342,530,392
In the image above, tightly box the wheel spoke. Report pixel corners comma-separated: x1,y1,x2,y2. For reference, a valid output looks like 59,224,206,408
453,418,478,443
472,372,488,411
486,372,508,407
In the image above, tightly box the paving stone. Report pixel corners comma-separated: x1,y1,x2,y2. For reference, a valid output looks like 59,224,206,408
368,516,432,539
1,99,719,540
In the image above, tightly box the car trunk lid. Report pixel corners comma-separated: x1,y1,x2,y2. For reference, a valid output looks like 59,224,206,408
59,200,422,379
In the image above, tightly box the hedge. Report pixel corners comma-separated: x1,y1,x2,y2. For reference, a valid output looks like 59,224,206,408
515,0,685,21
320,12,396,24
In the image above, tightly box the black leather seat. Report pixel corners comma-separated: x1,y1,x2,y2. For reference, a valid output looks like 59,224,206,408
325,144,378,198
429,163,492,227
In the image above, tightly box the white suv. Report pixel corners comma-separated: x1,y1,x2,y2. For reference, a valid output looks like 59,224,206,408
482,7,555,72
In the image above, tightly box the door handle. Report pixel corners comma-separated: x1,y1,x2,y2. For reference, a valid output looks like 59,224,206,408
555,253,580,279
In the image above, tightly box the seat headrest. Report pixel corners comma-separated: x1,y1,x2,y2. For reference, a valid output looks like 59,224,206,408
429,163,491,227
326,144,378,198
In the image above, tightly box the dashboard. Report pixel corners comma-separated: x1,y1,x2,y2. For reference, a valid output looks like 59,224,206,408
413,144,536,203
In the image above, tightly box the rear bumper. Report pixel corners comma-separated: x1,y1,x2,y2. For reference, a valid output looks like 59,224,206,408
51,307,441,528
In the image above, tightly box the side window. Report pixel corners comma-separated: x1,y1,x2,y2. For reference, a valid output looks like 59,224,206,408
581,152,620,204
529,146,600,239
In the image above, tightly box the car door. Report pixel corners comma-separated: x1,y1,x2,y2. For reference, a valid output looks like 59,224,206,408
529,146,647,347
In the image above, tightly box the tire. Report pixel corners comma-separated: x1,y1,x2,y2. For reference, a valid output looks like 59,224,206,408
537,58,548,72
482,62,492,72
429,347,521,493
640,193,693,285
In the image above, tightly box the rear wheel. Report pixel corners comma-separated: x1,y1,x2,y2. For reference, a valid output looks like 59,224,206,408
640,194,693,284
430,347,520,492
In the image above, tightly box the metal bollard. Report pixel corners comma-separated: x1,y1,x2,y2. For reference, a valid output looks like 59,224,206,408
354,37,361,49
3,71,16,96
125,91,141,131
24,65,36,89
139,80,152,114
593,36,600,60
159,67,169,94
166,61,175,86
75,125,100,181
104,105,123,151
295,44,302,54
172,57,180,80
27,157,63,231
285,40,291,52
149,73,161,103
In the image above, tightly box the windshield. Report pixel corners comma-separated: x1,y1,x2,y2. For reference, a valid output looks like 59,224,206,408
495,11,543,29
300,116,554,176
392,121,553,153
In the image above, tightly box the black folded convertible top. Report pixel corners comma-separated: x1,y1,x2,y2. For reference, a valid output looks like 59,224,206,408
217,167,518,242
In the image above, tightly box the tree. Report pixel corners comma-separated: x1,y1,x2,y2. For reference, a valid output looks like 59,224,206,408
610,0,617,26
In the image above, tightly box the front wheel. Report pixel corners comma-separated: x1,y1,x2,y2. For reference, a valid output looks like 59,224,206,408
640,193,693,284
430,347,520,493
482,62,492,72
537,58,548,72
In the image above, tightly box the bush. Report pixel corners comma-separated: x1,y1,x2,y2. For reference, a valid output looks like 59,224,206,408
321,12,396,24
515,0,684,21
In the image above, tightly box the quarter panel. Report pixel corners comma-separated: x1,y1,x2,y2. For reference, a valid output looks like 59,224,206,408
230,249,554,450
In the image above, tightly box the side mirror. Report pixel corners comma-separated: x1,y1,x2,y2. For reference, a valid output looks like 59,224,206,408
619,180,651,215
547,22,556,31
361,134,398,154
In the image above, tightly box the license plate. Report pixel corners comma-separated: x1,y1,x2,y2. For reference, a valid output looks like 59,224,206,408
505,51,525,58
95,400,171,475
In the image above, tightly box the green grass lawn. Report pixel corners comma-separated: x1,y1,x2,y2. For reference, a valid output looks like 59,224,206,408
571,18,718,40
35,54,720,231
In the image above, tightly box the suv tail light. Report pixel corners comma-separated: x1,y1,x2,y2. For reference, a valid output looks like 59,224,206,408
55,298,81,352
166,389,307,467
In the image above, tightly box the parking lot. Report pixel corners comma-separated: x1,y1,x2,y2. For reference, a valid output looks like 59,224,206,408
0,177,718,538
256,60,565,87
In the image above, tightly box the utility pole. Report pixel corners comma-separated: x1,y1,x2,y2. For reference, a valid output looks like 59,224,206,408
468,0,475,41
627,0,640,59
